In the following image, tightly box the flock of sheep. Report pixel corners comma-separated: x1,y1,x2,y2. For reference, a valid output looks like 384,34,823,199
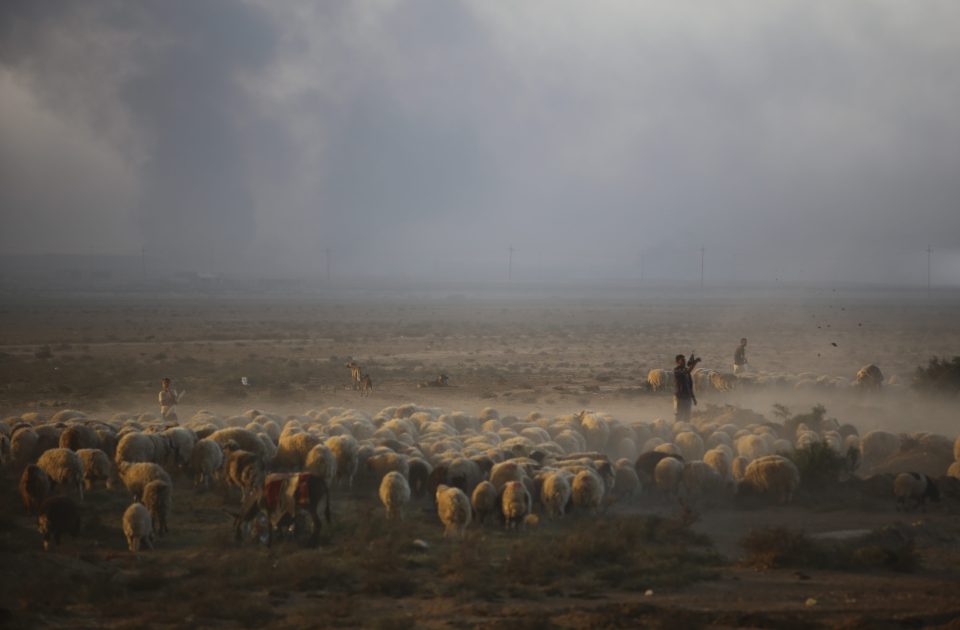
4,392,958,554
647,363,887,394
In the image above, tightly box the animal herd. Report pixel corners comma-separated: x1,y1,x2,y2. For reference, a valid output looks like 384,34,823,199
2,398,958,555
647,363,888,394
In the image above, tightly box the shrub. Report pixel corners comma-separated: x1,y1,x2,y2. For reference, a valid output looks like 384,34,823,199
912,356,960,396
785,441,858,491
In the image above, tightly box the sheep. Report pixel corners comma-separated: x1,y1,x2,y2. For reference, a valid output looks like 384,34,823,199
143,479,172,536
612,459,641,501
710,372,737,392
860,430,900,469
38,496,81,551
36,448,84,501
737,455,800,505
894,472,940,512
305,444,338,485
224,448,265,504
123,502,154,554
489,460,526,491
446,457,482,495
855,364,884,391
118,462,173,502
471,481,499,524
59,424,100,451
162,426,197,468
208,428,271,463
731,456,750,482
379,471,411,521
682,461,724,503
436,484,472,538
115,432,172,467
948,461,960,480
189,438,224,490
736,435,768,462
571,469,605,513
674,431,705,462
654,456,684,499
407,457,433,497
19,464,50,514
501,480,532,529
577,412,611,452
326,435,359,488
11,427,39,468
955,436,960,463
76,448,116,491
540,471,573,518
647,368,672,392
704,448,731,481
366,452,409,484
274,432,321,471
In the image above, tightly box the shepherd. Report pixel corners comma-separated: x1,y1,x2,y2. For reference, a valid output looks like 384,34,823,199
673,352,701,422
159,377,185,426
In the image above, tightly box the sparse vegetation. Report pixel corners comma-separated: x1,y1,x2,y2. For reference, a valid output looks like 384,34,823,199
741,526,918,573
912,356,960,396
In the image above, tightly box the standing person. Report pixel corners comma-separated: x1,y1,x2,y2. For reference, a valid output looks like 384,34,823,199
733,338,749,374
673,352,701,422
159,377,184,426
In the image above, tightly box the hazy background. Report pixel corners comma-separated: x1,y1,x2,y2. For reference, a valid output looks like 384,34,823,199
2,1,959,286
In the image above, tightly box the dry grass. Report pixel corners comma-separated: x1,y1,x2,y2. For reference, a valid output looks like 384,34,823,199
740,525,919,572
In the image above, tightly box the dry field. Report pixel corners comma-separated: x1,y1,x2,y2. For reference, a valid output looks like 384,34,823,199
1,287,960,628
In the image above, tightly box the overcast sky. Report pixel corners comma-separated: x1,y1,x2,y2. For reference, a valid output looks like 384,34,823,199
1,1,959,285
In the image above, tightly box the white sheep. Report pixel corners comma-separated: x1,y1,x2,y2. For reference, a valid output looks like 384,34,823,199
162,426,197,468
274,431,321,470
704,448,731,481
379,471,411,521
654,456,684,499
471,481,498,524
119,462,172,502
731,455,750,482
612,459,641,501
894,472,940,512
189,438,224,490
540,471,573,518
571,469,605,513
326,435,359,488
501,480,532,529
681,461,724,503
143,479,171,536
737,455,800,505
305,444,338,485
36,448,84,501
489,460,526,491
674,432,705,461
436,484,472,538
647,368,673,392
76,448,115,491
736,435,768,461
122,502,154,554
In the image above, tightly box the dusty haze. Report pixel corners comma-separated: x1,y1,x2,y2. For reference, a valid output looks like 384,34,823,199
1,1,960,285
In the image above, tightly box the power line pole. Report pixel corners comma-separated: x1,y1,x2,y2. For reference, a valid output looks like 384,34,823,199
325,247,332,282
700,246,705,289
927,245,933,297
508,245,514,282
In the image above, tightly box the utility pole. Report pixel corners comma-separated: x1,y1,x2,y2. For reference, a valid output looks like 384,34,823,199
927,245,933,298
508,245,514,282
325,247,332,282
700,246,705,289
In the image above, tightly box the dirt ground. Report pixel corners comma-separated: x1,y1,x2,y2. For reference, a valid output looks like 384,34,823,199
1,286,960,628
